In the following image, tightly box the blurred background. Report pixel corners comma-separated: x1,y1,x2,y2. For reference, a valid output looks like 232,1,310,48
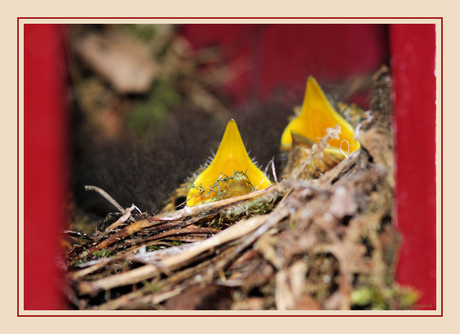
66,24,388,223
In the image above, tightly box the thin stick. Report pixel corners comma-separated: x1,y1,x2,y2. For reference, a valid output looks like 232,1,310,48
271,157,278,184
102,204,137,236
85,185,125,213
85,185,136,222
264,156,278,184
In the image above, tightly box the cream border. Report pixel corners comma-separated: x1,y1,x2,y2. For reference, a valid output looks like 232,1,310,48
4,10,452,331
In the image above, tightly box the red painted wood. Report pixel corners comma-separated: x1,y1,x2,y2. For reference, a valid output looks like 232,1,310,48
23,24,68,310
390,24,437,310
181,24,389,106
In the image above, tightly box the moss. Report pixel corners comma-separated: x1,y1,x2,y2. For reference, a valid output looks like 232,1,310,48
71,258,87,267
188,170,256,204
351,284,419,310
351,286,374,306
394,286,420,309
92,249,114,258
207,188,280,229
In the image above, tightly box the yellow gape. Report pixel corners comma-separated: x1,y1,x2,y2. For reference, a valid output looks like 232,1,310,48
280,76,360,153
186,119,272,206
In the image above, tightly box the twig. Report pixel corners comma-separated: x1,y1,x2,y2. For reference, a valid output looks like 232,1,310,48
102,204,138,236
77,212,276,294
85,185,138,223
85,185,125,213
264,156,278,184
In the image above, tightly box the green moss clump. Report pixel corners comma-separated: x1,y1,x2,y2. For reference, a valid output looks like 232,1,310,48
189,170,256,204
208,187,280,228
92,249,114,258
351,285,419,310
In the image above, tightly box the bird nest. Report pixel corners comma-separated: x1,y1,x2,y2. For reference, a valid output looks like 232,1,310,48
64,67,418,310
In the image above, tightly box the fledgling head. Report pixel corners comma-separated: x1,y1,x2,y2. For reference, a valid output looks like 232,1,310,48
280,76,360,154
186,119,272,206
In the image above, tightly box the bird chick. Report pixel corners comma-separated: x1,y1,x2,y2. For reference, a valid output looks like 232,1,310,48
281,76,361,179
186,119,272,206
281,76,360,153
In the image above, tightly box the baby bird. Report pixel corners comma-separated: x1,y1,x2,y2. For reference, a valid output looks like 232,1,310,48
281,76,360,152
281,76,361,179
186,119,272,207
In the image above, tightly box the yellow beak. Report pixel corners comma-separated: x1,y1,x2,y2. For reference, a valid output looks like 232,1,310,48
280,76,360,153
186,119,272,206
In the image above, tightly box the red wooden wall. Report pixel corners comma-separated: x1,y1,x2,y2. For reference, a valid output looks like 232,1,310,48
23,24,69,310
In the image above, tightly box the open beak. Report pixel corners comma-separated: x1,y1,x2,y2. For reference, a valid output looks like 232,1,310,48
186,119,272,206
280,76,360,154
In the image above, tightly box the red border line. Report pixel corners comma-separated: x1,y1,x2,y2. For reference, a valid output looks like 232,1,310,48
17,16,20,318
440,17,443,317
16,314,441,318
17,16,444,20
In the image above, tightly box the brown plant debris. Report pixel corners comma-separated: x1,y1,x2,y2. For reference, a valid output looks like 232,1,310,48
64,66,418,310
